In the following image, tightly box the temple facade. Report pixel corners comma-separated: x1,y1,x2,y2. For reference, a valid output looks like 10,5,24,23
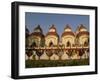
25,24,89,60
61,25,75,47
27,25,45,47
45,24,59,47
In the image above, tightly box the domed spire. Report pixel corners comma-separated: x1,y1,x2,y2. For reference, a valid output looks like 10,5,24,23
34,25,43,33
49,24,56,32
64,24,71,29
46,24,59,37
64,24,72,32
49,24,56,30
77,24,87,32
76,24,89,37
30,25,44,37
62,24,74,37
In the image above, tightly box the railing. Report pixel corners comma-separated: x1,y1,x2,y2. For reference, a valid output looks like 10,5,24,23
26,46,89,50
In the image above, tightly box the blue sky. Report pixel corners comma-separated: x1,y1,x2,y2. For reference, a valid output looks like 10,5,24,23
25,12,89,36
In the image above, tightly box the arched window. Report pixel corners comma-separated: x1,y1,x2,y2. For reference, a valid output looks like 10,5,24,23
84,41,87,46
84,39,89,46
66,41,71,47
49,41,53,47
31,42,37,47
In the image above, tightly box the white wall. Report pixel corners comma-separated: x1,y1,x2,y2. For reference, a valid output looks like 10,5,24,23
0,0,99,81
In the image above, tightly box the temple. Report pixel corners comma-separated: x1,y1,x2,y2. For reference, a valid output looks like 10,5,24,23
25,24,89,60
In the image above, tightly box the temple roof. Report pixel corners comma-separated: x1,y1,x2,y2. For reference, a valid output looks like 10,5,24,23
30,32,44,37
46,32,59,37
46,24,59,37
64,24,72,30
34,25,43,33
61,32,75,37
62,24,74,37
76,24,87,32
76,24,89,37
29,25,44,37
76,31,89,37
49,24,56,30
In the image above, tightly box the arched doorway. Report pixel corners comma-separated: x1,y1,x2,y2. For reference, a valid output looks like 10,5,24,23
49,41,53,47
31,42,37,47
84,39,89,46
66,41,71,47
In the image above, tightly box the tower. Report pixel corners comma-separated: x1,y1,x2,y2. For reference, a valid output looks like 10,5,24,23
45,24,59,47
61,24,75,47
28,25,45,47
76,24,89,46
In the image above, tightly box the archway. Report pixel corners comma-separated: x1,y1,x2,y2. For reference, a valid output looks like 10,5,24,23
66,41,71,47
84,39,89,46
49,41,53,47
31,42,37,47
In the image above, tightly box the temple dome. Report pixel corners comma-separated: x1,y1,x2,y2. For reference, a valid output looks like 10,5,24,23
64,24,72,32
46,24,59,37
76,24,88,33
34,25,43,33
62,25,75,37
76,24,89,37
30,25,44,37
49,24,57,32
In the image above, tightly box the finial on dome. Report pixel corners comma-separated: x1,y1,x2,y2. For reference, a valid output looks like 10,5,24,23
49,24,56,30
34,25,43,33
64,24,71,30
52,24,55,27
